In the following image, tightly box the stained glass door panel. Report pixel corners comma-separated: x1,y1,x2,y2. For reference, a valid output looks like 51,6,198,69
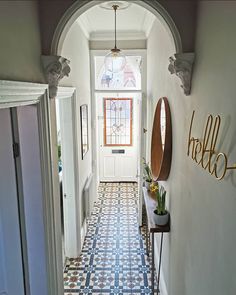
104,98,132,146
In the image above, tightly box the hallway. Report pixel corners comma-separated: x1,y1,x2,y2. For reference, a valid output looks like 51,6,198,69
64,183,156,294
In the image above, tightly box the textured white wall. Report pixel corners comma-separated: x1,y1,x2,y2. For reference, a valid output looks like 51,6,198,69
0,1,44,83
147,1,236,295
61,21,92,249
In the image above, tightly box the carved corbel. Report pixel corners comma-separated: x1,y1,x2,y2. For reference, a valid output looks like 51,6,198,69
42,55,71,98
168,53,195,96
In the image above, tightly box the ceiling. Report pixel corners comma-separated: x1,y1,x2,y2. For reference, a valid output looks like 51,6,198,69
77,2,156,41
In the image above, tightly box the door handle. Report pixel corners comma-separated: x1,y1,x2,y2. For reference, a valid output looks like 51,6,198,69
64,193,67,198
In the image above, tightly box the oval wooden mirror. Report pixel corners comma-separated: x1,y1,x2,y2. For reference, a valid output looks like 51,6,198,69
151,97,172,181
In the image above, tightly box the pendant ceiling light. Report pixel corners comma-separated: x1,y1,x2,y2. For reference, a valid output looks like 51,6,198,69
104,4,126,73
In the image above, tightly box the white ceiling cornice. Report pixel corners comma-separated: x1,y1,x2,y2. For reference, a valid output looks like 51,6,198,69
90,30,146,41
76,3,156,41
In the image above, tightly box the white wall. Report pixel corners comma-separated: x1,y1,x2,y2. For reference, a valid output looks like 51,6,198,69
147,2,236,295
61,21,92,249
0,1,44,83
147,17,176,295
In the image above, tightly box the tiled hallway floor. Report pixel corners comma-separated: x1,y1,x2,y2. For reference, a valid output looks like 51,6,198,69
64,182,156,294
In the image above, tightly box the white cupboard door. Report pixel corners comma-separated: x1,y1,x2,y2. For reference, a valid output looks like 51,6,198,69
58,98,78,258
17,105,48,294
0,108,25,295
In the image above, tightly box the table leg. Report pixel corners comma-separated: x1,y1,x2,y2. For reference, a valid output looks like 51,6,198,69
157,233,164,294
148,231,151,253
145,211,149,256
151,232,155,294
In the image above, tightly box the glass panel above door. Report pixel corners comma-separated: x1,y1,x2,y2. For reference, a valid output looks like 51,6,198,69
95,56,142,91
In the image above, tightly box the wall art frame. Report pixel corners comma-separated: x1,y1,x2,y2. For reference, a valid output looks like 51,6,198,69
80,104,89,159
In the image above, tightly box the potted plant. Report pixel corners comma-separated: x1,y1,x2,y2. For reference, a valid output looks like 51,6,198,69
143,158,152,190
151,184,169,226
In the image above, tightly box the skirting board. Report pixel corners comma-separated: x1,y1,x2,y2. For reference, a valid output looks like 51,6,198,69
154,240,168,295
81,219,88,249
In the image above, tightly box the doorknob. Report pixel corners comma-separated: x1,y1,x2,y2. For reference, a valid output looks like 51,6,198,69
143,128,147,133
64,193,67,198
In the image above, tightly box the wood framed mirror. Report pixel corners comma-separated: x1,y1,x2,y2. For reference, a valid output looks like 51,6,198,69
151,97,172,181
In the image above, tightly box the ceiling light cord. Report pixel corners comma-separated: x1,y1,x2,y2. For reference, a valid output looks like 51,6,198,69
104,4,126,73
113,5,119,50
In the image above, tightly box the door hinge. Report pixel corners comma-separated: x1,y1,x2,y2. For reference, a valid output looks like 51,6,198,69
13,142,20,158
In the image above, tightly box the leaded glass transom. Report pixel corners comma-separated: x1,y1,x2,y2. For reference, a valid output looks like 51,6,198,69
95,56,142,90
104,98,132,146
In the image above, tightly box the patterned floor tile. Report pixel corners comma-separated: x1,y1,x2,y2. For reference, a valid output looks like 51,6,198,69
64,182,156,294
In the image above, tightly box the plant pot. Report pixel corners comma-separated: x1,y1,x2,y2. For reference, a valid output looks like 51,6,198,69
153,210,169,226
144,180,152,191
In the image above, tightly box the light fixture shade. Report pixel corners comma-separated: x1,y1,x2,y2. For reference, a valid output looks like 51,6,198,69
104,49,126,73
104,4,126,74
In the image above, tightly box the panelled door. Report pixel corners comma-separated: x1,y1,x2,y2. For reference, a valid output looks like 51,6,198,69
57,97,79,259
0,108,25,295
98,96,139,182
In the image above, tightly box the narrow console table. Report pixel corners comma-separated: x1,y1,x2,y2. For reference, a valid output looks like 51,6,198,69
142,187,170,294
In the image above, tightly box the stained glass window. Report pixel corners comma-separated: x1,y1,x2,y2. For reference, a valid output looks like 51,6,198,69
95,56,142,90
104,98,132,146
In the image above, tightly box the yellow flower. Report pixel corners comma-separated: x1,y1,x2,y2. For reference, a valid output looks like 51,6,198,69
150,182,158,193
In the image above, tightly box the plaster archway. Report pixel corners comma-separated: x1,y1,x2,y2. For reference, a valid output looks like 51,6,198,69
51,0,182,55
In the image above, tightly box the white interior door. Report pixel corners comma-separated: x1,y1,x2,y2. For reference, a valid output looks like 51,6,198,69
16,105,48,295
97,94,140,182
57,98,78,258
0,108,25,295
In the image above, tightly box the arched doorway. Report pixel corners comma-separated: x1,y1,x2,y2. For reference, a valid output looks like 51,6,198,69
51,0,182,55
48,2,182,295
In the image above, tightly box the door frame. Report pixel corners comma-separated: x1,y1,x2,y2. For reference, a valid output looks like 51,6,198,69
0,80,64,295
56,87,81,258
96,93,141,182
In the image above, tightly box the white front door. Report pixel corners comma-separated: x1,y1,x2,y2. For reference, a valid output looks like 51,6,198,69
97,94,140,182
0,108,25,295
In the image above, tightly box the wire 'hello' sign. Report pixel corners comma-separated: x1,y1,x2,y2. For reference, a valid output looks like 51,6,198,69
187,111,236,180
